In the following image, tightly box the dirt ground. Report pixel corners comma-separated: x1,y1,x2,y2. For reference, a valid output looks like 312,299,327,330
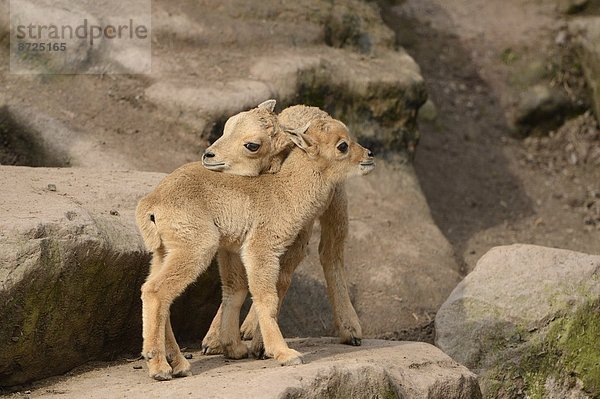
383,0,600,272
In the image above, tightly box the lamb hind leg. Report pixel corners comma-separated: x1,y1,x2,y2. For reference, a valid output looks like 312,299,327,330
142,235,218,380
319,183,362,346
144,248,191,375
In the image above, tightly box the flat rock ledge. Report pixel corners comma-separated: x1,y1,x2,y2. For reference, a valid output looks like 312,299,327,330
13,339,482,399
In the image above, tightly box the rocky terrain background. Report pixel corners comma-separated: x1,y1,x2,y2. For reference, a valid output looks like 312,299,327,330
0,0,599,397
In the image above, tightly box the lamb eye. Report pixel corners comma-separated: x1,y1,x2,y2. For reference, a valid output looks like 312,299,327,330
337,142,348,153
244,142,260,152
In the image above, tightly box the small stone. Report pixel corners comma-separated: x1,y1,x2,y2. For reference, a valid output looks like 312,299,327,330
11,336,19,342
109,209,120,216
555,30,568,46
184,353,193,359
47,184,57,191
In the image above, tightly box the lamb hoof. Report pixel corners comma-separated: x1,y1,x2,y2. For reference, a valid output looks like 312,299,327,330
240,327,254,341
202,345,223,355
171,356,192,378
148,358,173,381
201,338,223,355
173,369,192,378
347,337,362,346
251,343,266,360
152,371,173,381
224,342,249,360
276,349,304,366
282,356,304,366
239,315,256,341
340,329,362,347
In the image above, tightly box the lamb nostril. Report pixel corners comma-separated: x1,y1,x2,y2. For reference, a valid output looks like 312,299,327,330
203,151,215,159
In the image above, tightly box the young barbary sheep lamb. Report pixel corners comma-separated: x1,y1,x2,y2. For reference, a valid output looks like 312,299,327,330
136,118,375,380
200,100,363,356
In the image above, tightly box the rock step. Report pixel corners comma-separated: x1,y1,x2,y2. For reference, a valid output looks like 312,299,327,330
17,339,481,399
146,47,427,156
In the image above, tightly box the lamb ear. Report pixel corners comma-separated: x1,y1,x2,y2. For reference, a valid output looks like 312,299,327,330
284,123,315,152
257,99,276,112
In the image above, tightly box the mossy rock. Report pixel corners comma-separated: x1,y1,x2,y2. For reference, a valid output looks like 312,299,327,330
485,300,600,398
435,244,600,398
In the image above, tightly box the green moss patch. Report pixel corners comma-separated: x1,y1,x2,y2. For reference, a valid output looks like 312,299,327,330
485,300,600,398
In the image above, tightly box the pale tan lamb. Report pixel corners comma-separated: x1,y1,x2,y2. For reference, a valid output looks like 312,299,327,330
136,118,374,380
200,100,363,355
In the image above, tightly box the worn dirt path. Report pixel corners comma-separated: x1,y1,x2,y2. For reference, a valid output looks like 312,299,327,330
383,0,600,271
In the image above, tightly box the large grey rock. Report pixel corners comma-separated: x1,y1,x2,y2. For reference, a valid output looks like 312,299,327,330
435,244,600,398
18,339,482,399
570,17,600,124
0,166,221,387
280,161,462,340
